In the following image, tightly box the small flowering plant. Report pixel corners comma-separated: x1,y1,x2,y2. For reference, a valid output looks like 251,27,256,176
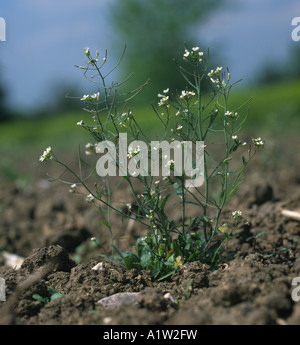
40,45,263,280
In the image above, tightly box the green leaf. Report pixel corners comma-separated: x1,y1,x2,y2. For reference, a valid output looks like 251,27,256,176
229,142,239,153
223,157,232,165
124,254,142,270
157,270,175,281
51,292,65,301
122,252,142,270
32,294,49,304
48,287,58,295
101,220,110,228
159,193,171,210
242,156,247,166
173,183,183,199
140,251,152,268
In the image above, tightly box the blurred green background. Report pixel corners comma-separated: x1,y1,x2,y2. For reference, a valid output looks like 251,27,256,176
1,0,300,186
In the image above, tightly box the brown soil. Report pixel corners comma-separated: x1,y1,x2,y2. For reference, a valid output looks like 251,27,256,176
1,144,300,325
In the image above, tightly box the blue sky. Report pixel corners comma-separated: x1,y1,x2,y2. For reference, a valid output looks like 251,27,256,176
0,0,299,112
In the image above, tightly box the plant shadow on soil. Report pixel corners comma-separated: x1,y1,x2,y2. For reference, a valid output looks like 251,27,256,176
1,137,300,325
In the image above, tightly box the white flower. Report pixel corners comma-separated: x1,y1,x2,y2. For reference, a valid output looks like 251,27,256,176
232,135,237,140
69,184,78,193
91,92,100,100
146,213,153,221
252,137,264,147
207,69,214,77
85,143,94,149
158,95,169,107
179,90,195,99
184,47,204,62
127,145,140,158
126,203,132,211
134,146,141,154
232,210,242,219
208,67,223,83
80,94,89,101
39,147,54,162
183,49,190,58
165,159,175,168
177,125,183,130
163,88,169,94
84,47,90,56
86,194,95,203
77,120,84,126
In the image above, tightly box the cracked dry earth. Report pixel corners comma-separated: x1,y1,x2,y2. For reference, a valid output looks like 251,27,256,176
1,160,300,325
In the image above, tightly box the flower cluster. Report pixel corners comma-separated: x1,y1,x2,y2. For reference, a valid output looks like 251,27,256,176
84,48,103,65
145,209,155,222
165,159,175,169
183,46,204,62
127,145,141,158
86,193,95,203
39,147,55,162
69,183,78,193
208,67,223,83
85,142,97,156
118,111,133,128
225,110,239,119
252,137,264,147
80,92,100,102
232,210,242,219
157,88,169,107
179,90,195,100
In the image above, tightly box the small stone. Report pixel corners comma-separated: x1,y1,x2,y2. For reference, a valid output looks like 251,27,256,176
97,292,140,309
103,317,113,324
92,262,105,271
163,292,177,304
2,251,24,270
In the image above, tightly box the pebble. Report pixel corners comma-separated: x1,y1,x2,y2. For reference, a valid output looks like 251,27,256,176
163,292,177,303
97,292,140,309
92,262,105,271
2,251,24,270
